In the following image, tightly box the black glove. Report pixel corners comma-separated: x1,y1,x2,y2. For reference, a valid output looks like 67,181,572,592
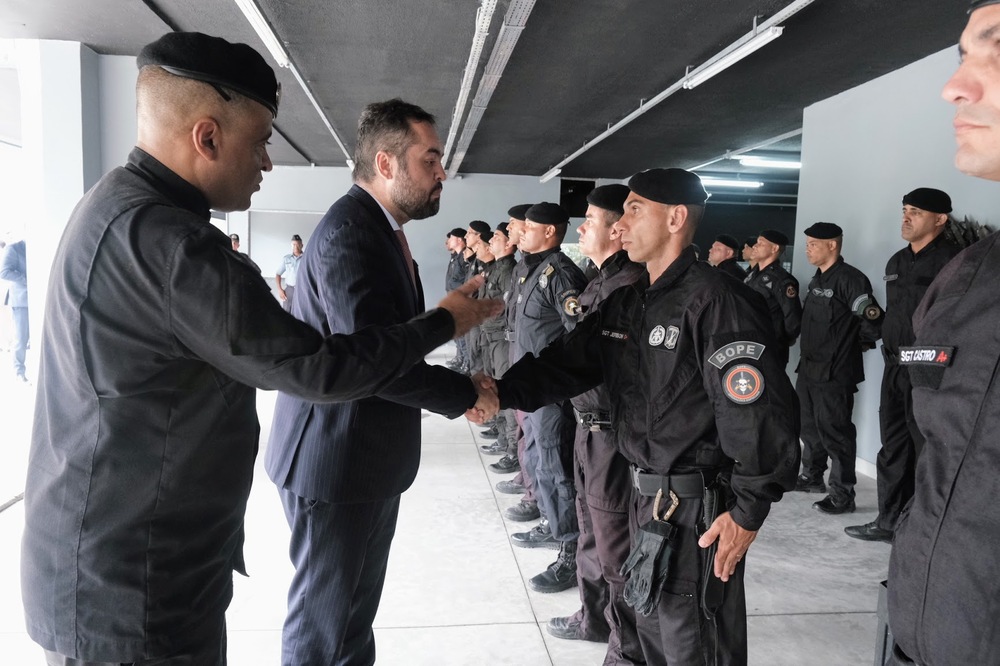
620,519,677,616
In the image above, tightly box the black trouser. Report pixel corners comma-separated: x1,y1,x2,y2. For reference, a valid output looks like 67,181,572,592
876,364,924,531
571,426,643,663
43,627,226,665
630,492,747,665
523,401,578,540
797,378,858,500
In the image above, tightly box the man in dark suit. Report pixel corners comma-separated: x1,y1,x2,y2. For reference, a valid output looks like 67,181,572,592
265,99,495,666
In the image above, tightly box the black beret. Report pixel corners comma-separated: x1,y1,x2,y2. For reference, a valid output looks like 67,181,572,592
480,230,494,243
138,32,280,117
628,168,708,206
229,233,240,241
715,234,740,252
743,237,757,248
970,0,1000,12
495,222,510,237
902,188,952,214
526,202,570,226
507,204,533,220
803,222,843,239
291,234,302,242
469,220,491,234
447,228,467,238
759,229,789,246
586,184,631,214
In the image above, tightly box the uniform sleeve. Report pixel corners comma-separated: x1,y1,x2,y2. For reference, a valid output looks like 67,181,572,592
497,312,605,411
778,275,802,342
545,263,587,333
697,293,801,530
845,272,883,346
166,227,458,405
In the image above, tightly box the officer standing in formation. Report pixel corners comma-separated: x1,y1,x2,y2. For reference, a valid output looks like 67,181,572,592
745,229,802,367
464,220,493,375
507,202,588,593
741,237,758,279
445,227,470,371
484,168,799,664
889,4,1000,661
548,184,645,662
846,188,960,544
794,222,883,515
707,233,747,280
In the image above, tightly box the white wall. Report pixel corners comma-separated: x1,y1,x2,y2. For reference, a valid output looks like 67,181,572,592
794,46,1000,469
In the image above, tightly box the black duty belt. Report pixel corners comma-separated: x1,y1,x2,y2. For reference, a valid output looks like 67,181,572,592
630,465,706,499
574,409,612,432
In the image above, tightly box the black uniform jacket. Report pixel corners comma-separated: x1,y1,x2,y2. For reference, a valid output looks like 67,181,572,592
511,247,587,359
888,233,1000,664
745,261,802,347
716,257,747,281
798,256,882,386
22,151,454,661
497,247,800,531
445,249,468,292
570,250,644,414
881,234,960,357
481,254,516,338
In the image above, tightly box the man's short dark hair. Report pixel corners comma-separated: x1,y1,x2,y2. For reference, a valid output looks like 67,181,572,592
353,99,436,183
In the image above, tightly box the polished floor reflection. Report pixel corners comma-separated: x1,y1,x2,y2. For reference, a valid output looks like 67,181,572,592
0,347,890,665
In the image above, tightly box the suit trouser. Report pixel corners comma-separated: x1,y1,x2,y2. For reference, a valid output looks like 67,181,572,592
12,305,27,375
42,627,226,665
631,493,747,666
876,364,924,531
570,426,643,664
796,378,858,501
281,285,295,313
278,488,400,666
523,401,578,540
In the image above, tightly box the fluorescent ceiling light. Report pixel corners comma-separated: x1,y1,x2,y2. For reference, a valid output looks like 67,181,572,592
739,156,801,169
700,177,763,188
539,167,562,183
683,26,783,90
233,0,291,68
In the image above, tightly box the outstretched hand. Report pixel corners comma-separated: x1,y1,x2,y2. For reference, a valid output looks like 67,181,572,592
697,511,757,582
437,276,503,338
465,372,499,424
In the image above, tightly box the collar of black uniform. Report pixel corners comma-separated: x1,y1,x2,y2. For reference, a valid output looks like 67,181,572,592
814,254,846,278
599,249,632,276
648,244,698,291
126,147,211,218
524,246,558,268
908,232,953,258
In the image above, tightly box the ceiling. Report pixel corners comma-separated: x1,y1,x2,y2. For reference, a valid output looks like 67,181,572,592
0,0,968,206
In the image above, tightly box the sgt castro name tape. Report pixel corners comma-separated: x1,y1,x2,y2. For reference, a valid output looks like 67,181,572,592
898,346,955,367
708,341,766,369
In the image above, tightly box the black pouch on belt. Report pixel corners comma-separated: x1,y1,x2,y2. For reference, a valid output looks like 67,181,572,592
698,477,726,619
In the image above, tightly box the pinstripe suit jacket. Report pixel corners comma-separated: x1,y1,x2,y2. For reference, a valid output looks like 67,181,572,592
265,185,476,503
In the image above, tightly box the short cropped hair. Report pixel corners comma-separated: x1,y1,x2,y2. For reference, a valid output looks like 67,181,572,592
352,99,435,183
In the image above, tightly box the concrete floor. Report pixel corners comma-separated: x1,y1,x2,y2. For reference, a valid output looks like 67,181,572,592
0,346,891,665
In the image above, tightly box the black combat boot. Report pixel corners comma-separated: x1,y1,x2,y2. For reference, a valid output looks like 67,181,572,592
529,540,578,593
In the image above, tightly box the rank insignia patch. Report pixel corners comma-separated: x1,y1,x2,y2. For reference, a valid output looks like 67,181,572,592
723,365,764,404
708,341,766,369
539,274,549,289
664,325,680,349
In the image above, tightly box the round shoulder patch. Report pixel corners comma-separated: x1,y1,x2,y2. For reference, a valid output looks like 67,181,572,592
563,297,581,316
786,284,797,298
865,304,882,320
723,364,765,404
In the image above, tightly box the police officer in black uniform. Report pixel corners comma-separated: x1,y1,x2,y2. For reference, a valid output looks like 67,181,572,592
464,220,493,375
484,168,800,665
845,188,960,543
795,222,883,514
742,237,758,281
708,234,748,280
507,202,589,594
445,228,469,370
546,185,645,662
745,229,802,367
889,5,1000,661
